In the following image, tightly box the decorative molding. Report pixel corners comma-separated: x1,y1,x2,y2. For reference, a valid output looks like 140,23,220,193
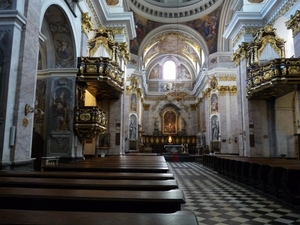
218,75,236,81
268,0,298,25
217,86,229,95
229,86,237,95
202,88,211,98
86,0,102,27
286,10,300,36
128,0,223,24
64,0,77,17
232,42,249,66
210,76,218,90
233,27,259,47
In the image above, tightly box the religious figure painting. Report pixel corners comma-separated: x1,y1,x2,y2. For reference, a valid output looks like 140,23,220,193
54,34,73,61
177,65,191,79
52,88,71,131
149,65,160,79
99,133,110,148
163,110,177,134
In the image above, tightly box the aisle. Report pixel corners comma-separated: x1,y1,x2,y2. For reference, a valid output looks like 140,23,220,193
168,162,300,225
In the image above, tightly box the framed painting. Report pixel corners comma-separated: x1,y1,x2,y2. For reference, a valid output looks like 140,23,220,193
162,110,178,134
99,133,110,148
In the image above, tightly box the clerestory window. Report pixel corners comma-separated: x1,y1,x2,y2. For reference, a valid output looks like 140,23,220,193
163,60,176,80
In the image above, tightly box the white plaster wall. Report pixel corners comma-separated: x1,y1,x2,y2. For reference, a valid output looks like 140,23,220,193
273,16,295,58
276,92,297,158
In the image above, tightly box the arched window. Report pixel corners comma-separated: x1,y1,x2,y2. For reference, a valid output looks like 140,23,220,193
163,61,176,80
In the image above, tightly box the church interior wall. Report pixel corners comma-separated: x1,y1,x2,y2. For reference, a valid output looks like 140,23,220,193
293,31,300,58
273,16,295,58
218,90,239,154
248,100,269,157
275,92,298,158
108,98,122,155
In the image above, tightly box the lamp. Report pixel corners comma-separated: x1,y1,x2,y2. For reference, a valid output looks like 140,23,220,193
25,104,45,116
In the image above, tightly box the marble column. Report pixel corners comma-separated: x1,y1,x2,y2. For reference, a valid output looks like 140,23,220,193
3,1,41,166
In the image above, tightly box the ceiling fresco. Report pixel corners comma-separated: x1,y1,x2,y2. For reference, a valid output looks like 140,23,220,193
130,4,223,56
143,32,200,68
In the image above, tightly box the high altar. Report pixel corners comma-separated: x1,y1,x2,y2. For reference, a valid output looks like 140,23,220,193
141,135,197,154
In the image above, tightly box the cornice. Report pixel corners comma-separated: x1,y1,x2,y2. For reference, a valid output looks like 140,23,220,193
224,0,299,48
128,0,223,24
286,10,300,36
223,11,264,41
263,0,298,25
87,0,136,41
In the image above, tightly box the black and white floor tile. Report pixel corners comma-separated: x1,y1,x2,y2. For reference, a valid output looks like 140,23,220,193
167,162,300,225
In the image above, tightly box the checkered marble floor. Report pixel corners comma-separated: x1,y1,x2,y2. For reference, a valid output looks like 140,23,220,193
167,162,300,225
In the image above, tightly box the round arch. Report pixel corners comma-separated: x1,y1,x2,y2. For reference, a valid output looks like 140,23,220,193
39,2,79,69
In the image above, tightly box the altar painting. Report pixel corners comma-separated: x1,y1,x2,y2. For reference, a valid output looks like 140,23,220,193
162,110,177,134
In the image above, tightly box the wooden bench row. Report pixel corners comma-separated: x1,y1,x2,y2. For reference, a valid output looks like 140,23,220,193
43,156,169,173
0,170,174,180
203,155,300,205
0,209,198,225
0,155,198,224
0,187,184,213
0,176,178,191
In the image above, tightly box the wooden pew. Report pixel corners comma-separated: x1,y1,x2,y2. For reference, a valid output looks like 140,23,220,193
43,163,169,173
0,209,198,225
42,155,170,173
281,165,300,205
0,171,174,180
0,187,185,213
0,177,178,191
203,155,300,205
267,164,300,199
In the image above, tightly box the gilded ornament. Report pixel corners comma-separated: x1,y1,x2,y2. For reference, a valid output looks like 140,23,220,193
210,76,217,89
86,65,97,73
232,42,249,66
23,118,28,127
282,68,287,75
263,70,274,80
229,86,237,95
190,104,197,111
289,66,298,75
253,76,261,85
80,113,91,121
218,86,229,95
81,12,93,36
219,76,236,81
143,103,150,111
